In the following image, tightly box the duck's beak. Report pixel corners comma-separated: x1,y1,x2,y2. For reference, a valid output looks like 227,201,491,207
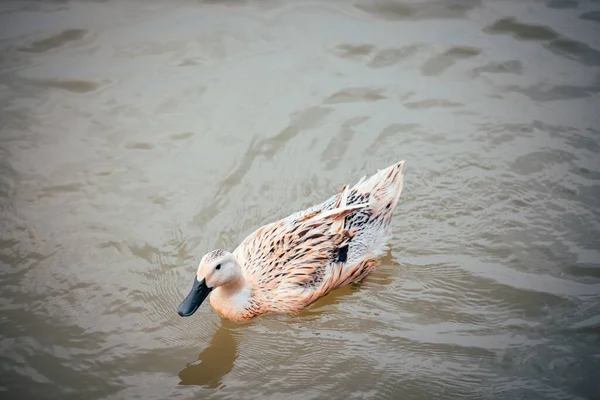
177,278,212,317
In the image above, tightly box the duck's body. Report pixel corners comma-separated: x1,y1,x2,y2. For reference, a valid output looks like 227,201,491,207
178,160,405,322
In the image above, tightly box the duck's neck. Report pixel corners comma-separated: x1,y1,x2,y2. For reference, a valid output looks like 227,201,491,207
209,276,254,321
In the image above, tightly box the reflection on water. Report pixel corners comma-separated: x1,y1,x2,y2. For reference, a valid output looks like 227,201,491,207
178,322,238,388
1,0,600,399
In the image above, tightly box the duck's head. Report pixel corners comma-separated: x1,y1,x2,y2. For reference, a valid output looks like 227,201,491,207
177,249,240,317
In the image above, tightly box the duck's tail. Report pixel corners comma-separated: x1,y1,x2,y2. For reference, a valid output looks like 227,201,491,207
340,160,405,263
352,160,404,217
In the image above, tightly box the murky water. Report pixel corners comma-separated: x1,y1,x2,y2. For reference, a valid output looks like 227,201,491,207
1,0,600,399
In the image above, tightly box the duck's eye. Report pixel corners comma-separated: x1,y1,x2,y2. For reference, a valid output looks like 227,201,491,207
215,264,221,270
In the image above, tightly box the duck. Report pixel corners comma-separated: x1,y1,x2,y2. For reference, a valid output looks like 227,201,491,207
177,160,405,322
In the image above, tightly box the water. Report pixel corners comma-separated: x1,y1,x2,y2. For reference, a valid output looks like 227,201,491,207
1,0,599,399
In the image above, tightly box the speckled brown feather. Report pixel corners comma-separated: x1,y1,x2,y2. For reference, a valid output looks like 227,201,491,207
298,258,379,310
234,203,365,292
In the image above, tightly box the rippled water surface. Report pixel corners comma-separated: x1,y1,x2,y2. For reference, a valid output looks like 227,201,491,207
1,0,600,399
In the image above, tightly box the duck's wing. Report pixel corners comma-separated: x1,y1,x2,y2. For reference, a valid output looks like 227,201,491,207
281,191,340,223
234,196,368,290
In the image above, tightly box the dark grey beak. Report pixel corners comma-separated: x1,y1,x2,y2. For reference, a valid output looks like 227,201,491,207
177,278,212,317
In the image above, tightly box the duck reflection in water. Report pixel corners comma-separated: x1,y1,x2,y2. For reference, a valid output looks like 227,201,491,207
177,319,242,388
175,290,357,388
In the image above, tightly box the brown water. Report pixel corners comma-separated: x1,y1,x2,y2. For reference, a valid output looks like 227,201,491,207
1,0,600,399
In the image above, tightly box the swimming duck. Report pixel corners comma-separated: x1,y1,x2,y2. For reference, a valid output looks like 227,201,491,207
177,160,405,322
